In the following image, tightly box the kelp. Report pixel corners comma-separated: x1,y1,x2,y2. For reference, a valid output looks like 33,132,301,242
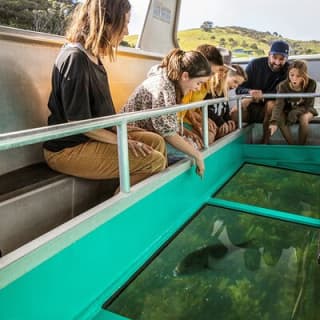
106,205,320,319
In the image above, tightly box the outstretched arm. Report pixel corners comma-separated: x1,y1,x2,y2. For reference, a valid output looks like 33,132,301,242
165,134,205,177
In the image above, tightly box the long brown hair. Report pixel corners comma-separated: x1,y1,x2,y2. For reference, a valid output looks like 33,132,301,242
160,48,211,102
288,60,310,90
196,44,224,66
160,48,211,80
66,0,131,60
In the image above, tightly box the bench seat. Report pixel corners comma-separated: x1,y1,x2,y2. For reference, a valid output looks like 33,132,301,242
0,162,64,202
0,163,119,256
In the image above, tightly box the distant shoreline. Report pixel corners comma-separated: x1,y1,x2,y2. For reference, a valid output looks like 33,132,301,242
123,26,320,58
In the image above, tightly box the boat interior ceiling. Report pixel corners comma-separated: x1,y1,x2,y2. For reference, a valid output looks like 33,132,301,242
1,1,320,317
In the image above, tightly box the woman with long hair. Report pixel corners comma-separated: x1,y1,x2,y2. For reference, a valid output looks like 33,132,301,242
43,0,167,188
122,48,212,176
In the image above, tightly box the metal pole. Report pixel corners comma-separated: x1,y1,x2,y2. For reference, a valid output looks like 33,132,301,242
237,97,243,129
116,123,130,193
202,104,209,148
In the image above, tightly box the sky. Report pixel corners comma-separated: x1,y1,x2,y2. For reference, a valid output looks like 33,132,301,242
129,0,320,41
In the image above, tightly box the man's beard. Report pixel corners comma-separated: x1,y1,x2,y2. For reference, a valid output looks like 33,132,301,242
268,62,282,72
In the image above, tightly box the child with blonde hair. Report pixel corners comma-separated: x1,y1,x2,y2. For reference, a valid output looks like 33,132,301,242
206,64,247,138
269,60,317,144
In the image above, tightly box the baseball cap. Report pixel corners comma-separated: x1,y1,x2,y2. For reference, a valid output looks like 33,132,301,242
269,40,289,57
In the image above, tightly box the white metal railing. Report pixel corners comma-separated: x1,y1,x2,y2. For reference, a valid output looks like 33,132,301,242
0,93,319,192
230,92,320,129
0,96,225,192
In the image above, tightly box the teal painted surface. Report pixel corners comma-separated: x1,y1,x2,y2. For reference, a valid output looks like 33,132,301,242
2,136,320,319
93,310,129,320
208,198,320,227
0,137,245,320
243,144,320,173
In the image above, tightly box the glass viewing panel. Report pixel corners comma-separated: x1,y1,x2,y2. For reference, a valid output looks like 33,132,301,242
214,163,320,219
105,205,320,320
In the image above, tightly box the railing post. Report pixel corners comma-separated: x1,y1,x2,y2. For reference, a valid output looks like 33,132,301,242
202,104,209,148
237,97,243,129
116,123,130,193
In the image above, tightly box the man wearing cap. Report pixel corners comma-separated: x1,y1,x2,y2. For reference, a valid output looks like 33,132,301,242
234,40,290,143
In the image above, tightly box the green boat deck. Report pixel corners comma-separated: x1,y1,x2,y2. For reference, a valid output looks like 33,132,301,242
1,128,319,319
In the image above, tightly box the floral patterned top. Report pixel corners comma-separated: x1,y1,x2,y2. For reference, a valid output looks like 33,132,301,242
121,65,179,137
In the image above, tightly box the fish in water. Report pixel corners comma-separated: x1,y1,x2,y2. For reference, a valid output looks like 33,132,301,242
174,240,253,276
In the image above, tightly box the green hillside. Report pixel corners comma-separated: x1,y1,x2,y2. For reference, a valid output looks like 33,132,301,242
123,26,320,58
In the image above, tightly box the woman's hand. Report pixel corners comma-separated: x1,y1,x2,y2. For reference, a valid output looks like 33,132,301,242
227,120,236,132
128,140,152,157
164,134,205,178
269,124,278,136
249,89,263,101
208,128,217,145
192,120,217,145
208,118,217,132
193,122,203,137
183,129,204,149
194,152,205,177
217,123,229,137
188,110,202,126
127,125,145,132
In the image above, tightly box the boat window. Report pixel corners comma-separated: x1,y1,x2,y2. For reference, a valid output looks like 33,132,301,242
0,1,77,35
0,0,150,46
214,163,320,219
104,205,320,319
122,0,149,48
177,0,320,58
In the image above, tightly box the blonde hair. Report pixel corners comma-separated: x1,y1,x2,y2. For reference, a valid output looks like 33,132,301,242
210,64,247,98
288,60,310,90
209,73,227,98
66,0,131,60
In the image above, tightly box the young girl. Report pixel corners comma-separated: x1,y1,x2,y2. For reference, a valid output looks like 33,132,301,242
207,64,247,138
269,60,317,144
43,0,167,188
122,48,212,177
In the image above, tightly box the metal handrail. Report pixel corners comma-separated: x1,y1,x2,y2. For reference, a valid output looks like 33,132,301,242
0,97,227,149
0,92,319,192
230,92,320,129
0,96,226,193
